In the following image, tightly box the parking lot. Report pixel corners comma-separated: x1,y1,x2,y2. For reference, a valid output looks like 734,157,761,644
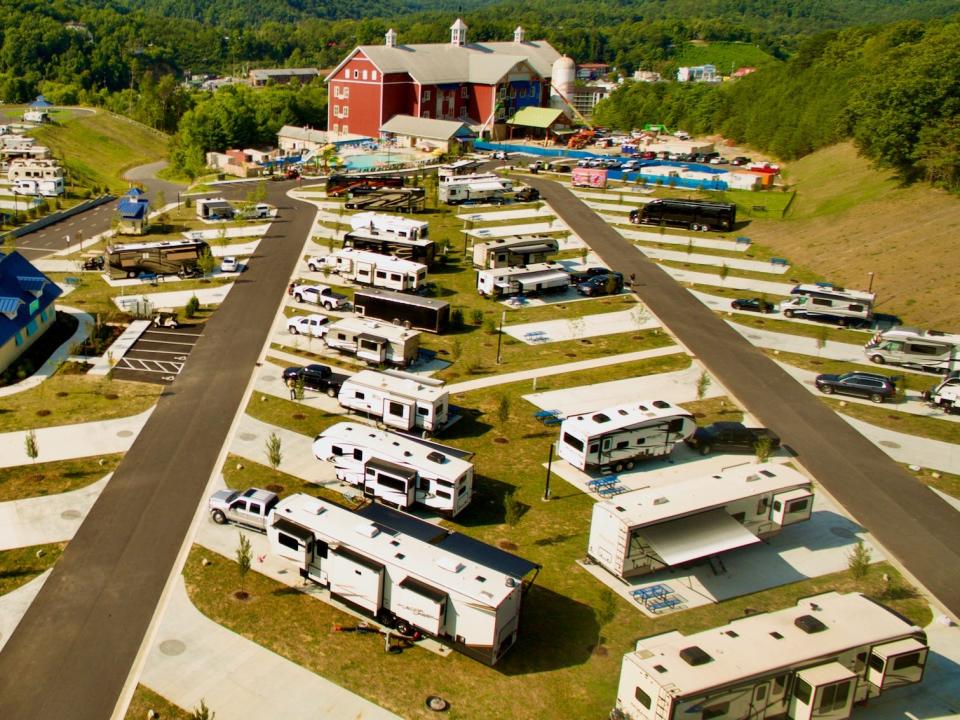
110,325,203,384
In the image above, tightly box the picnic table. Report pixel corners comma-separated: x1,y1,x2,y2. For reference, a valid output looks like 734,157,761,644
534,409,562,425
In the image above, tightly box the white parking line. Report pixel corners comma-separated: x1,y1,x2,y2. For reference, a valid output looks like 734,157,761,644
137,338,198,347
117,358,184,374
127,349,191,356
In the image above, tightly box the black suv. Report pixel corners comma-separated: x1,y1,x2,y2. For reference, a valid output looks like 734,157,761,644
515,186,540,202
685,422,781,455
576,272,624,297
731,297,774,313
569,267,610,284
815,371,899,403
282,364,343,396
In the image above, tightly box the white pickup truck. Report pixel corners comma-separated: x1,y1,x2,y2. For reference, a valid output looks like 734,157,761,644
924,371,960,414
208,488,279,532
288,313,330,338
290,283,348,311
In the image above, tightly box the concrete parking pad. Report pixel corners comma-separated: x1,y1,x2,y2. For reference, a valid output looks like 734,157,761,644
505,307,660,344
0,571,50,653
639,246,791,274
659,264,796,295
0,476,110,551
112,283,233,311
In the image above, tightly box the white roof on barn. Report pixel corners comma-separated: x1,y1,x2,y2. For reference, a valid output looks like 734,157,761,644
380,115,476,141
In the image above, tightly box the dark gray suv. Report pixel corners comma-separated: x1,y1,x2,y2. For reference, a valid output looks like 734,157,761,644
815,371,899,403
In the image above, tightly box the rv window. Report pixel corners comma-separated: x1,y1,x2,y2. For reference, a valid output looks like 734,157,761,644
332,445,344,456
416,406,429,416
787,498,809,514
589,443,599,453
757,497,769,514
794,678,812,704
702,702,729,720
355,391,365,400
908,344,940,356
818,681,850,713
458,485,467,495
436,489,452,499
316,540,328,558
667,417,686,433
377,474,407,492
354,449,363,460
893,652,922,670
391,273,401,281
633,687,651,709
278,533,300,551
772,500,782,512
812,298,831,307
636,438,645,445
562,433,584,452
772,674,787,694
868,653,885,672
616,440,629,450
849,304,864,312
376,271,387,279
388,401,405,417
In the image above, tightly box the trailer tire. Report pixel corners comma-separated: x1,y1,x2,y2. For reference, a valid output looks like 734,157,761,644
837,318,848,327
783,309,795,318
870,354,885,364
690,223,700,231
211,509,226,525
625,460,635,470
396,620,412,636
870,393,884,404
613,462,624,473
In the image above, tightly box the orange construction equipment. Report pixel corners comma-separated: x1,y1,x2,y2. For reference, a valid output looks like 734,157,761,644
567,130,595,149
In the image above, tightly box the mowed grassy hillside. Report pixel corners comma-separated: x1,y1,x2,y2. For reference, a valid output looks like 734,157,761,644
674,40,779,70
31,109,169,192
744,142,960,329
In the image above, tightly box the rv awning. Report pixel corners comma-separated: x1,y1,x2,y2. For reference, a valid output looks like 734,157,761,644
357,333,386,345
438,533,541,579
512,243,556,256
366,456,418,480
272,517,314,542
470,181,507,192
399,576,448,603
641,509,761,566
356,503,448,543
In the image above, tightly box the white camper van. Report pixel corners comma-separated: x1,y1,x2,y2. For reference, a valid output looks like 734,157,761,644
313,422,472,515
612,592,928,720
476,262,571,299
864,327,960,373
324,317,421,367
349,211,429,240
779,284,874,326
267,496,539,665
439,177,513,205
322,248,427,292
338,369,448,433
557,399,696,473
588,463,813,579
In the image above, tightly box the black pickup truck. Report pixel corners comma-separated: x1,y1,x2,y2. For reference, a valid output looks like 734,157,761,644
282,363,347,397
684,422,781,456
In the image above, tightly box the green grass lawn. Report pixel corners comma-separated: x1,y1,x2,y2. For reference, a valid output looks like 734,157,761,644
0,454,122,501
686,282,791,303
902,464,960,499
673,40,779,70
0,543,65,596
825,399,960,445
658,257,822,284
244,393,342,440
223,453,364,508
730,315,872,346
0,375,161,433
124,685,191,720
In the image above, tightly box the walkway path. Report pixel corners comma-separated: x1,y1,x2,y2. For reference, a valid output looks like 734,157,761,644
229,410,336,486
0,407,153,469
0,476,110,550
841,416,960,476
639,246,790,274
0,571,50,653
467,221,570,240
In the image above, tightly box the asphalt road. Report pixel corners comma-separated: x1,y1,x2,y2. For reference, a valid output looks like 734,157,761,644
13,199,118,261
0,179,312,720
524,174,960,617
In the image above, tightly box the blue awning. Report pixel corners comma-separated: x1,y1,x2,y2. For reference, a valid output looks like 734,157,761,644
16,276,46,293
0,296,23,314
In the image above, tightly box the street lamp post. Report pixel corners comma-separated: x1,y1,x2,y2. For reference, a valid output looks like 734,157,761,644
495,310,506,364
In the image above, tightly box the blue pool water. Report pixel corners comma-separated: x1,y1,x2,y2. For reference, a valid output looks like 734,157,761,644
343,151,421,170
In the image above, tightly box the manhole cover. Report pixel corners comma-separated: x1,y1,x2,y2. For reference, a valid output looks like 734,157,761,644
60,510,82,520
239,432,257,442
262,375,276,382
159,639,186,656
116,430,133,438
879,440,901,449
830,527,856,539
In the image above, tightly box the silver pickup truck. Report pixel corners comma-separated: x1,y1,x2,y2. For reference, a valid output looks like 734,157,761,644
208,487,279,532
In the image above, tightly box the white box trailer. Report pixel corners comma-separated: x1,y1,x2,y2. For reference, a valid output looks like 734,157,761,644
558,399,696,473
440,178,513,205
864,327,960,373
323,247,427,292
612,591,928,720
267,495,540,665
338,369,449,434
779,284,875,326
349,211,429,240
588,463,813,579
313,422,472,516
324,317,421,367
196,197,234,220
472,235,560,269
476,262,571,298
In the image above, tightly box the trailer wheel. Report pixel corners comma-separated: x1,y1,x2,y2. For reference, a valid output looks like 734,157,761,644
837,318,848,327
613,462,624,473
396,620,412,636
870,393,885,404
783,309,795,318
689,223,700,231
870,354,885,364
211,509,226,524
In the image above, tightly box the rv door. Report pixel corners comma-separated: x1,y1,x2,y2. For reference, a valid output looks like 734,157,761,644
770,488,813,527
383,398,414,430
867,638,927,693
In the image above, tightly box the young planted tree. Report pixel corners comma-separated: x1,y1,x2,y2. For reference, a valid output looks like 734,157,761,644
503,490,521,527
265,431,283,473
190,700,215,720
497,395,511,425
696,370,712,401
847,540,872,580
25,429,39,473
235,532,252,599
815,324,829,357
719,263,729,285
754,435,774,463
197,248,216,277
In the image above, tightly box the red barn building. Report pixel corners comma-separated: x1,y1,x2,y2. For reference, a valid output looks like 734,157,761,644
326,21,562,139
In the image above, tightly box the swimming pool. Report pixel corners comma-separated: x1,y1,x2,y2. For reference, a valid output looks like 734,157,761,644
343,151,423,170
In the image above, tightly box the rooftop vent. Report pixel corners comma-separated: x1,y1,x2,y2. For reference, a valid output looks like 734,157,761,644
652,400,671,409
435,556,464,574
679,646,713,666
770,631,784,640
505,577,516,588
427,451,446,464
653,497,669,506
592,413,611,423
760,469,777,478
355,523,379,538
653,664,667,673
724,630,739,638
795,614,828,634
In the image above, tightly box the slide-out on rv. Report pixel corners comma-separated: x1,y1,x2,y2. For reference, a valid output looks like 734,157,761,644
313,422,472,515
472,235,559,269
476,262,571,299
337,369,449,433
267,496,540,665
324,317,420,367
322,248,427,292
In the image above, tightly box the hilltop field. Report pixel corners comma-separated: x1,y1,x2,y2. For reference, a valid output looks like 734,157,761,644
742,142,960,329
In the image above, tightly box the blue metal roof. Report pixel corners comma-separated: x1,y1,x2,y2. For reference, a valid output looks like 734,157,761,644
0,251,62,348
125,187,146,197
16,276,46,293
118,199,148,220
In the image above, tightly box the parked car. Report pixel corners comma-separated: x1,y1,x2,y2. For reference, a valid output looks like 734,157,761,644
577,272,624,297
684,422,781,456
570,266,610,284
208,487,279,532
815,371,899,403
731,156,752,166
281,363,344,396
220,256,239,273
493,150,509,160
288,313,330,338
731,297,775,313
640,151,657,160
151,311,179,329
82,256,104,271
709,157,728,165
515,186,540,202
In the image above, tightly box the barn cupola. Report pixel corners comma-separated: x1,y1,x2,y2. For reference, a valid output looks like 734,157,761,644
450,18,467,47
513,26,525,44
385,28,397,48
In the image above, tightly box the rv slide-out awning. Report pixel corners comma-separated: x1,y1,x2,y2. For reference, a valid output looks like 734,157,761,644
512,243,556,256
641,509,761,566
470,181,506,192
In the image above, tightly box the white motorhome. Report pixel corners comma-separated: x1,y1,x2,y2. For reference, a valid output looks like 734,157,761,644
476,262,571,299
439,177,513,205
472,235,560,269
338,369,449,433
349,211,429,240
558,399,696,473
612,592,928,720
779,284,875,326
324,317,421,367
322,248,427,292
864,327,960,373
313,422,472,515
267,495,540,665
6,158,64,183
588,463,813,579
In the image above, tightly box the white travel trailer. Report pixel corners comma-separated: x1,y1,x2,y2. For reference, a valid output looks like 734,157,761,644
588,463,813,579
779,284,875,326
612,591,928,720
439,177,513,205
349,211,429,240
10,178,63,197
324,317,420,367
313,422,472,515
472,235,560,269
438,158,482,180
476,262,571,298
338,369,449,433
558,399,696,473
864,327,960,373
322,248,427,292
266,495,540,664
